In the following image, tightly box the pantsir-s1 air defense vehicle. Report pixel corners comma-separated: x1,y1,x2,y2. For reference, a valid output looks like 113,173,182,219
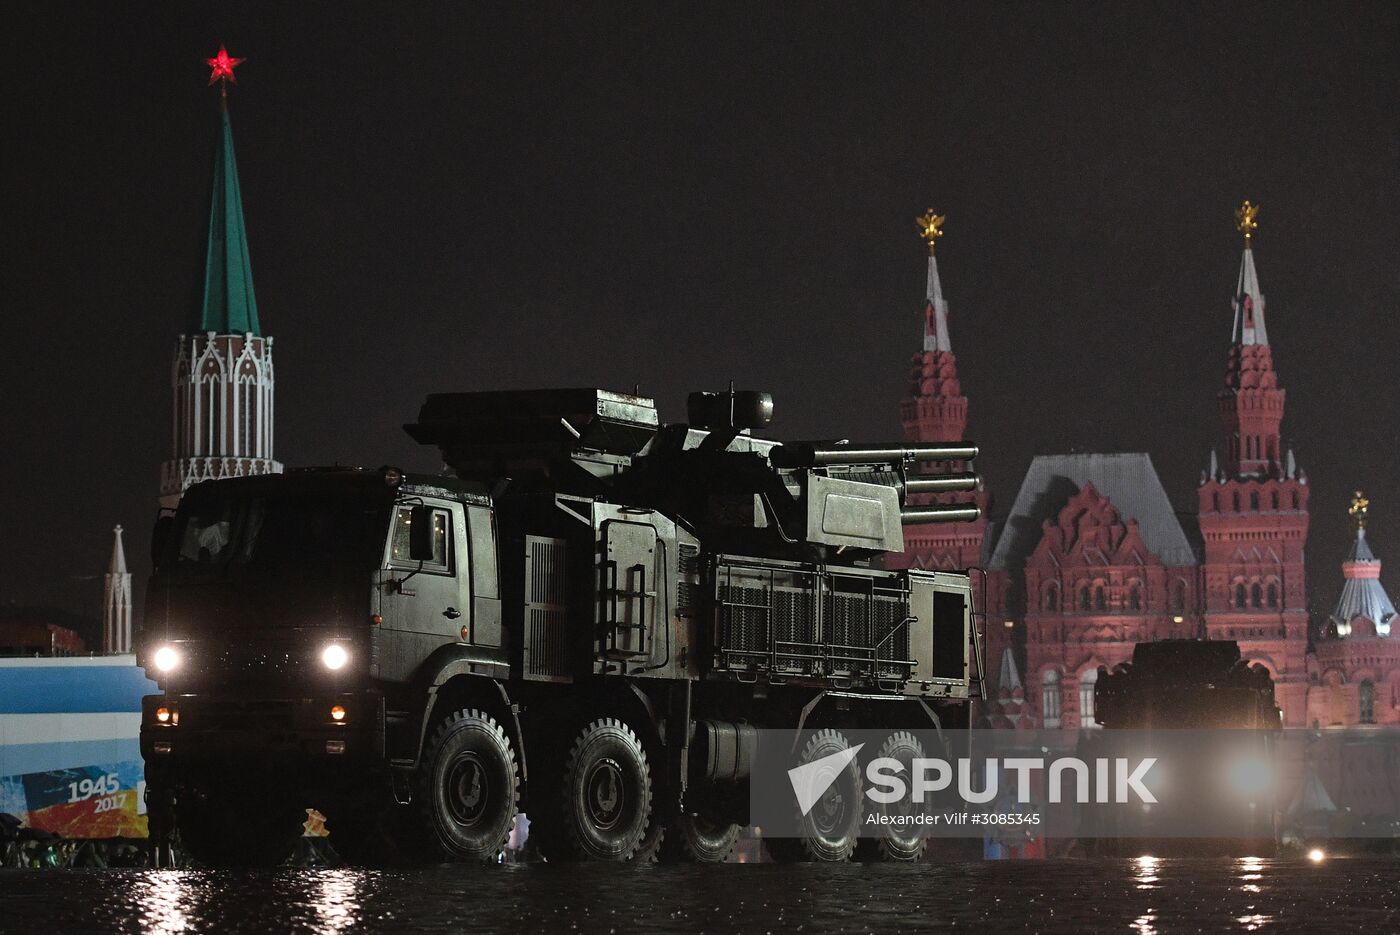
139,388,983,866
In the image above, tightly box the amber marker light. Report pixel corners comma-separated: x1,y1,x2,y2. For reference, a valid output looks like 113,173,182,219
330,705,347,722
155,707,171,723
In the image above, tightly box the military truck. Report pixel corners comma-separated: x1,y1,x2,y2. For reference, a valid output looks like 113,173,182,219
139,388,984,866
1091,639,1281,854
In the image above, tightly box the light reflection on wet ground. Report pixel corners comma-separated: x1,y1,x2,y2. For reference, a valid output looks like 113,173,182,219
0,858,1396,934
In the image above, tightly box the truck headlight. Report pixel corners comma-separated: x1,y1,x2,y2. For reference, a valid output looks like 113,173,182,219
153,646,181,673
322,644,349,671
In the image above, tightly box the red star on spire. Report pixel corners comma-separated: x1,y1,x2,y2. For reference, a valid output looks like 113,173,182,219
206,44,245,86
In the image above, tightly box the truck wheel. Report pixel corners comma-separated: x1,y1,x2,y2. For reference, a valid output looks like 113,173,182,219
855,731,928,862
556,718,652,861
658,811,741,863
413,708,520,862
175,788,303,868
768,728,863,862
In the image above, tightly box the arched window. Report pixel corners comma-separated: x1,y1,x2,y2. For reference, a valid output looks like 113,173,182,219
1044,583,1059,612
1250,492,1260,511
1292,492,1300,510
1171,580,1187,612
1129,584,1142,611
1079,586,1091,611
1233,492,1241,512
1212,492,1221,512
1271,492,1279,511
1360,681,1375,724
1079,670,1100,729
1094,586,1106,611
1235,584,1247,609
1266,583,1278,608
1041,671,1061,727
1251,583,1263,608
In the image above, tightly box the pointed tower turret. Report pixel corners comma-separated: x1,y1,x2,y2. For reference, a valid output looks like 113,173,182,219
1218,201,1284,477
160,47,282,505
103,525,133,654
200,95,260,335
1331,492,1396,637
1197,202,1311,726
890,210,989,637
901,210,966,443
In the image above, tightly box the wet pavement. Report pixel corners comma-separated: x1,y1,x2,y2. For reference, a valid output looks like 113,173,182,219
0,858,1396,933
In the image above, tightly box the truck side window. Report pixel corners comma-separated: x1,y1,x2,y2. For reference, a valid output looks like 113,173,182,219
468,506,499,598
389,505,451,572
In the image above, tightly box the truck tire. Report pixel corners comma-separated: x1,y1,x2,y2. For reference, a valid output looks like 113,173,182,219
175,788,303,868
412,708,520,863
855,731,928,862
767,728,863,862
658,811,741,863
555,718,653,861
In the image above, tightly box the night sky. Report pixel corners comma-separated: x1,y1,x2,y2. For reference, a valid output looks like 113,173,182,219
4,2,1396,635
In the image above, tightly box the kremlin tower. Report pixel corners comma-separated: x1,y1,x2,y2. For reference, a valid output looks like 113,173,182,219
883,212,999,716
888,211,990,574
1196,202,1310,726
159,47,281,507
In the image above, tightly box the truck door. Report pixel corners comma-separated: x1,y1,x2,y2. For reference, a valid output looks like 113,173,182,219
376,499,469,682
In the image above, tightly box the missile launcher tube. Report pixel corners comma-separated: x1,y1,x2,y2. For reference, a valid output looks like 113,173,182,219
769,442,978,469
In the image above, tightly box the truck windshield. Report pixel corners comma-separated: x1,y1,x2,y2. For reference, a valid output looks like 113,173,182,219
167,495,386,573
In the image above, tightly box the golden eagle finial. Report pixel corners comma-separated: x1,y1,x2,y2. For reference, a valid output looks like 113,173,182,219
916,209,945,255
1349,490,1370,529
1236,200,1260,247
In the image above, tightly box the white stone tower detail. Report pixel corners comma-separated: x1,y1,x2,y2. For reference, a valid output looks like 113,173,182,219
103,525,133,654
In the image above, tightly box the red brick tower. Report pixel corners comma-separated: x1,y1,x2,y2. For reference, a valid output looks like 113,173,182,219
1196,203,1310,725
889,211,989,574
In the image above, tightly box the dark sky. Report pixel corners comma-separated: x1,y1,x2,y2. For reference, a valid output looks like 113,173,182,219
4,2,1397,632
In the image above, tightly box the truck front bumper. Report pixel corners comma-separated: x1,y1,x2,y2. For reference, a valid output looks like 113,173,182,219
139,691,385,773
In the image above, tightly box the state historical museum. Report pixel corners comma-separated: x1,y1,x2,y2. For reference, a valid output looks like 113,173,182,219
889,205,1397,730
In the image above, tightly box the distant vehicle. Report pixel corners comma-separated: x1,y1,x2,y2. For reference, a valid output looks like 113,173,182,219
1092,639,1282,854
140,388,983,866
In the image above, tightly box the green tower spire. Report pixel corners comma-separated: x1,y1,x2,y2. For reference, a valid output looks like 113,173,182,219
198,101,260,335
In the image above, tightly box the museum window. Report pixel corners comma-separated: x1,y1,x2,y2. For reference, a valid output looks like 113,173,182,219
1250,492,1260,511
1233,492,1241,512
1129,584,1141,610
1292,492,1300,509
1094,585,1106,611
1235,583,1247,608
1359,681,1375,724
1041,671,1061,727
1171,579,1187,611
1266,583,1278,608
1079,670,1100,729
1044,583,1059,612
1079,585,1091,611
1251,583,1263,608
1271,491,1279,510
